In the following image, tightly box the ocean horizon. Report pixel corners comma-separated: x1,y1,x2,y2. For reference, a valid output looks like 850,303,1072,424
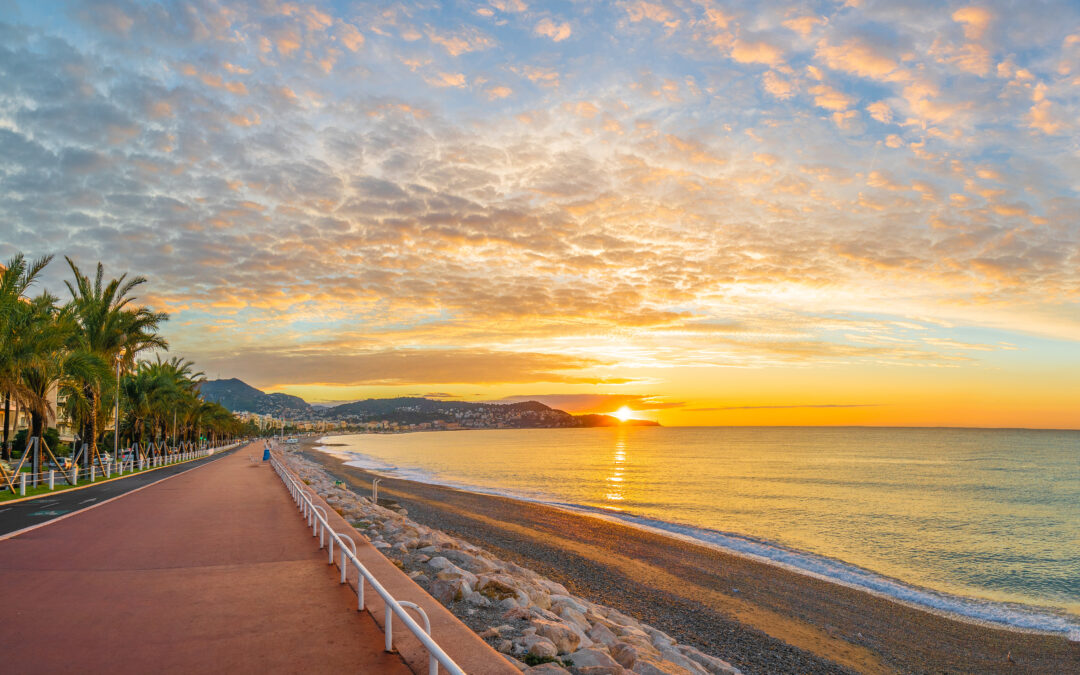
317,425,1080,640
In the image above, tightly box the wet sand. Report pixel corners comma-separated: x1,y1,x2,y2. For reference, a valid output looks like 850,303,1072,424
300,443,1079,675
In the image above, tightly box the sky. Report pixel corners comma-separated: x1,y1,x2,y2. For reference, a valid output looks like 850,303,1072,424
1,0,1079,428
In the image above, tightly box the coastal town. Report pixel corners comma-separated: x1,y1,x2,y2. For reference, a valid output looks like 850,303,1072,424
220,382,642,433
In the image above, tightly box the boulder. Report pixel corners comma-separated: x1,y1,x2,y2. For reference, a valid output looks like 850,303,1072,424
502,605,531,621
528,588,553,610
465,590,492,607
435,564,479,589
568,648,623,670
476,575,522,601
610,642,660,670
533,619,581,654
443,549,498,573
646,627,676,651
550,595,589,615
527,637,559,660
429,578,468,604
587,622,619,648
559,606,590,631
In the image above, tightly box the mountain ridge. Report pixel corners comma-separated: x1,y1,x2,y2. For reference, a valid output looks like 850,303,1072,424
199,378,659,428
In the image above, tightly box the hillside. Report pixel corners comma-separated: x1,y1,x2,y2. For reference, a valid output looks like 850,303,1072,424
198,378,313,416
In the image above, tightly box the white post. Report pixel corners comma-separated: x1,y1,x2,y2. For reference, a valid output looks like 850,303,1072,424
71,466,77,485
90,465,96,482
139,457,144,471
385,605,393,652
48,470,54,490
19,473,26,496
106,460,112,478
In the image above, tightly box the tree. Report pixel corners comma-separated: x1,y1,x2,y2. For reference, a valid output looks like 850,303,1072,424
16,295,105,481
64,258,167,470
0,254,53,460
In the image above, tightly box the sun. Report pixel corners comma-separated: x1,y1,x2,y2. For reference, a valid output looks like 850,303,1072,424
614,406,634,422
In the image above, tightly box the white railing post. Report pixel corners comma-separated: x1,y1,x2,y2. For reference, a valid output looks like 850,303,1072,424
71,466,77,485
48,470,55,490
106,460,112,478
385,605,394,652
19,473,26,496
90,465,96,482
358,566,364,609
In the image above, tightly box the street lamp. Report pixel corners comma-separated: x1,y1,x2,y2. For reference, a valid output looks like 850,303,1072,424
114,347,125,471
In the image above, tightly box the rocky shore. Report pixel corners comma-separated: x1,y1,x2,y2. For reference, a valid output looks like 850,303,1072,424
280,450,741,675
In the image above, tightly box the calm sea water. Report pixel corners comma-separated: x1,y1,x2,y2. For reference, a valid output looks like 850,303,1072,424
317,426,1080,638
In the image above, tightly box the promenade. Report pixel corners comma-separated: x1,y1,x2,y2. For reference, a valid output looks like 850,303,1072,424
0,443,410,674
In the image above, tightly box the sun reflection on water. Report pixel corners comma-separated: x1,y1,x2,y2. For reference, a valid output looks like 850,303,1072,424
604,434,628,506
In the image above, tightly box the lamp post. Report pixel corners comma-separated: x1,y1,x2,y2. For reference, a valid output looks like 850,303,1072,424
114,348,125,471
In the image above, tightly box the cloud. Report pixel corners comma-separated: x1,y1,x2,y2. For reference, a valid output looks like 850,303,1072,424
197,349,623,388
730,38,785,67
761,71,795,99
534,18,571,42
428,26,495,56
337,22,364,51
815,37,903,80
624,1,679,29
425,71,467,88
952,6,994,40
3,0,1080,410
809,84,854,111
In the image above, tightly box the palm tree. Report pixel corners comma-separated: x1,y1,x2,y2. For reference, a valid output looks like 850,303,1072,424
18,297,106,482
0,254,53,460
64,258,168,470
148,356,203,449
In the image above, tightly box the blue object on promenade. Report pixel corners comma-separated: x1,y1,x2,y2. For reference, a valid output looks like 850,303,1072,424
262,448,270,461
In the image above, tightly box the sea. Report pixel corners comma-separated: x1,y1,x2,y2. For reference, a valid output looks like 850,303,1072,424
315,426,1080,639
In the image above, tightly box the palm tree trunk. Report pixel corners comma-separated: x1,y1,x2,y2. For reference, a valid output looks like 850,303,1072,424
85,384,98,468
2,393,10,461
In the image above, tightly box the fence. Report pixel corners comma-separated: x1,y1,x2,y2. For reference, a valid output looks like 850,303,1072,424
3,440,242,497
270,456,465,675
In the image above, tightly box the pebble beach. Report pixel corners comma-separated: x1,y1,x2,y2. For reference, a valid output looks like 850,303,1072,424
291,440,1079,675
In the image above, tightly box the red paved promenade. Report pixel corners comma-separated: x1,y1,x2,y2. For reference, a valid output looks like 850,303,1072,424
0,444,410,674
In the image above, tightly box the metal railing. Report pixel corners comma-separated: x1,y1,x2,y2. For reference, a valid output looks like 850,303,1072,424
4,442,242,496
271,456,464,675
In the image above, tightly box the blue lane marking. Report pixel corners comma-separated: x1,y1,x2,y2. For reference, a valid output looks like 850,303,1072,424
29,510,68,517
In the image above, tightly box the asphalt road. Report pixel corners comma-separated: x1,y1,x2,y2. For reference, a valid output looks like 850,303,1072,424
0,446,242,538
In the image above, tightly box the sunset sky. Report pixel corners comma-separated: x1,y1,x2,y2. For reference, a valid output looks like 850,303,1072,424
2,0,1079,428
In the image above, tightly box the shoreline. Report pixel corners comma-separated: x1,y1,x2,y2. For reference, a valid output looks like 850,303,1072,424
300,439,1079,675
320,444,1079,639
